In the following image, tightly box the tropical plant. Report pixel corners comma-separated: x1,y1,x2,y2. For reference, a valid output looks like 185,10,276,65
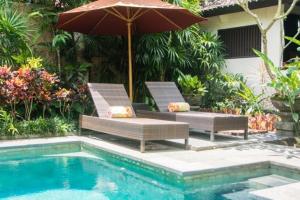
254,48,300,134
206,73,265,115
19,0,91,81
285,36,300,69
0,58,60,120
135,30,225,101
177,74,207,96
62,63,91,85
215,99,242,115
52,31,72,77
16,117,75,136
0,108,18,136
204,74,244,108
0,56,91,121
55,88,73,119
0,112,75,137
132,0,224,101
0,3,33,66
237,82,265,115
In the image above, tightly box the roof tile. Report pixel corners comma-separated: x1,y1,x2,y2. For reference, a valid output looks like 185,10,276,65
201,0,259,11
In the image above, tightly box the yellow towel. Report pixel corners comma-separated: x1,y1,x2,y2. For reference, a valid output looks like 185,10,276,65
109,106,133,118
168,102,190,112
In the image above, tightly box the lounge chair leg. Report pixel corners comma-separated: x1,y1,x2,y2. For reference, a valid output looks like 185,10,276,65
140,141,145,153
184,138,189,150
79,115,82,135
210,132,215,141
244,129,248,140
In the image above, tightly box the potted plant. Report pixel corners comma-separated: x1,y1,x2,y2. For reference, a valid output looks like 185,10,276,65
269,55,300,112
254,45,300,135
177,74,207,106
261,55,300,113
271,95,300,113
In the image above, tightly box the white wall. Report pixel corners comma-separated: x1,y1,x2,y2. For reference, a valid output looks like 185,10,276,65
202,5,284,95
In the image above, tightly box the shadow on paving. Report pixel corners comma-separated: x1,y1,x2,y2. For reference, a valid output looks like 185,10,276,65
81,130,185,153
81,129,256,152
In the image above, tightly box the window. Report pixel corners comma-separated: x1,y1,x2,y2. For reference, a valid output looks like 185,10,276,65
218,25,261,59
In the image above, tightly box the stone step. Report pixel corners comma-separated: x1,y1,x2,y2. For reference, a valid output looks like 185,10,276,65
222,189,258,200
276,121,295,131
222,175,298,200
278,112,294,121
248,174,297,187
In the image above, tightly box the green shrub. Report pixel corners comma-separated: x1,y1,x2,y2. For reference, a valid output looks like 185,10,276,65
177,74,207,96
0,108,18,136
16,117,75,136
203,74,244,108
0,1,33,66
237,82,265,115
0,108,75,137
208,74,264,115
254,40,300,134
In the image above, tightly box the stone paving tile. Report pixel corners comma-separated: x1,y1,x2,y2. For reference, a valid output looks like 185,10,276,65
251,182,300,200
168,131,288,151
168,135,257,151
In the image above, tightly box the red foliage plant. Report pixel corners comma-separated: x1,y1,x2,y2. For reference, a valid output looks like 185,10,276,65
0,64,79,120
248,114,278,132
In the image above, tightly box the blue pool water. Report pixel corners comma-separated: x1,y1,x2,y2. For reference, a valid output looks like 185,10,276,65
0,143,299,200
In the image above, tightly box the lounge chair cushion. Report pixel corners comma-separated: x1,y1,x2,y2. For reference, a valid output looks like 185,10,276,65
109,106,133,118
168,102,190,112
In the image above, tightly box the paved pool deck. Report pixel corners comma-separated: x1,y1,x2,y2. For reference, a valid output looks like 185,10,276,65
0,135,300,199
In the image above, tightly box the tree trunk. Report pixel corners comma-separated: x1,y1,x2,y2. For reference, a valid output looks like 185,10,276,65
71,33,78,63
160,68,166,81
261,33,275,80
57,49,61,78
236,0,299,80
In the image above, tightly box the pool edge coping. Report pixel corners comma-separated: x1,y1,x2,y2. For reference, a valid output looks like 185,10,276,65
0,136,300,177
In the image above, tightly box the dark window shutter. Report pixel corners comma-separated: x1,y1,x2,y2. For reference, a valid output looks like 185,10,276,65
218,25,261,58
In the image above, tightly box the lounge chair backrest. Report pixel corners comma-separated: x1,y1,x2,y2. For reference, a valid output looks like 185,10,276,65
88,83,136,117
145,82,185,112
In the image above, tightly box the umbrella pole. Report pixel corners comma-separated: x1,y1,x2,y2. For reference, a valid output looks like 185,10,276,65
127,22,133,102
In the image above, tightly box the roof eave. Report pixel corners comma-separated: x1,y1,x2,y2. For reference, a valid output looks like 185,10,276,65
202,0,282,17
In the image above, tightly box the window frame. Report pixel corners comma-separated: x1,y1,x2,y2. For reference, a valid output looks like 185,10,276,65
218,25,262,59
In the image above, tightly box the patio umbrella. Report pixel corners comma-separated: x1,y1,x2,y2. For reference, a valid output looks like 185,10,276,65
57,0,205,101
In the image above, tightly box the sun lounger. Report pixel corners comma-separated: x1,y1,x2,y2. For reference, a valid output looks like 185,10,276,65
79,83,189,152
136,82,248,141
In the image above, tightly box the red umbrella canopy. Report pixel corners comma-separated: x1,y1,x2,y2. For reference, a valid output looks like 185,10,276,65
57,0,205,101
57,0,205,35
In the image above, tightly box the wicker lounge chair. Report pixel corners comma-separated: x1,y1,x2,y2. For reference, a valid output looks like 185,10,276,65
80,83,189,152
136,82,248,141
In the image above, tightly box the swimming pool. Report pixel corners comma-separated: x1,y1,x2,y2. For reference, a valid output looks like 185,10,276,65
0,142,299,200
